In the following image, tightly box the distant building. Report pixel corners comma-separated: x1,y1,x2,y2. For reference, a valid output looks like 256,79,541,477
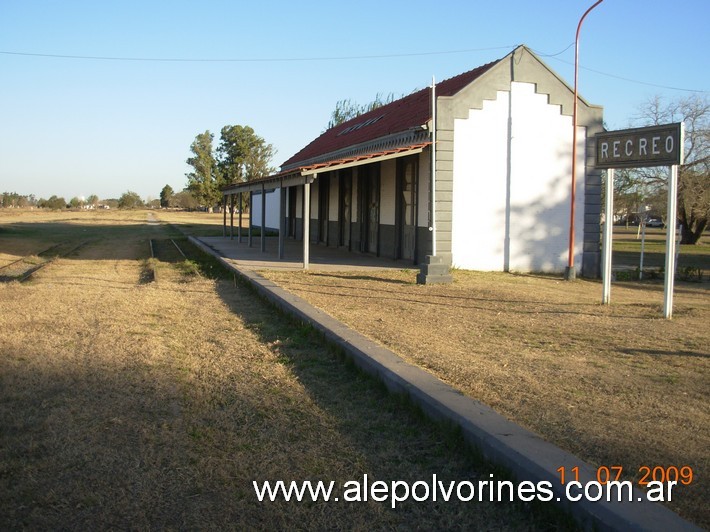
222,46,603,280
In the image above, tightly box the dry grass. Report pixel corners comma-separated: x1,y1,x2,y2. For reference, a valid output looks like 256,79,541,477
0,209,572,530
258,266,709,528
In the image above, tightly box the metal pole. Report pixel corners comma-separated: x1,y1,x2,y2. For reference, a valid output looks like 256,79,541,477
663,165,679,319
601,168,614,304
303,179,311,270
566,0,604,281
639,221,646,280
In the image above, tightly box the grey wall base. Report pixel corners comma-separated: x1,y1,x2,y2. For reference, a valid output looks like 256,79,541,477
417,255,453,284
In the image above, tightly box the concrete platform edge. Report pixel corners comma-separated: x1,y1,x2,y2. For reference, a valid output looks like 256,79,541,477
189,236,701,532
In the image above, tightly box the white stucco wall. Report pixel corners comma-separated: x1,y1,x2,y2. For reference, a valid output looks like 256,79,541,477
451,81,585,273
250,188,281,230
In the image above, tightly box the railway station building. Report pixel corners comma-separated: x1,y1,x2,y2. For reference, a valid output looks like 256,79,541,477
221,45,604,281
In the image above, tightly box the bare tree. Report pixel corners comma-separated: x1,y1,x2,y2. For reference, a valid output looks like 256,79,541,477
632,94,709,244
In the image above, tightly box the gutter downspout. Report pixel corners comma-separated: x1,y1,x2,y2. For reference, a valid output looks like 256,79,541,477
430,76,437,257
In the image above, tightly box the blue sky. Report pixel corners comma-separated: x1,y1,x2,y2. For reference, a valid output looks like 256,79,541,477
1,0,707,202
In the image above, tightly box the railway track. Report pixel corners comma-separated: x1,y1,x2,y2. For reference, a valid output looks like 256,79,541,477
146,238,200,283
0,241,90,283
149,238,187,263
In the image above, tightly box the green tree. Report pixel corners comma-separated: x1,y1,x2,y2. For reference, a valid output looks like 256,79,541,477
69,196,84,209
118,190,143,209
41,195,67,210
160,185,174,208
172,190,199,210
2,192,16,208
631,94,709,244
186,130,220,210
216,125,275,185
0,192,33,208
86,194,99,208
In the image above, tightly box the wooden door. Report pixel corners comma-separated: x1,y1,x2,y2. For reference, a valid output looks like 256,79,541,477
398,158,417,261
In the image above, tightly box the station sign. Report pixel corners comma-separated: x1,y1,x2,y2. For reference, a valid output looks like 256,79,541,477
595,123,683,169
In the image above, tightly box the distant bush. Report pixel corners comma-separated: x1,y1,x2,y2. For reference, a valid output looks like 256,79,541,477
118,191,144,209
39,195,67,210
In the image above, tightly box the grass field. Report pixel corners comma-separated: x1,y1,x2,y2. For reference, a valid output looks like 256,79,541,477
241,223,707,527
134,209,708,527
612,226,709,280
0,209,573,530
153,209,708,528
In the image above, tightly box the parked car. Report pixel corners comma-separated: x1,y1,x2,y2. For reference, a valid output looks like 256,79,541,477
646,218,664,228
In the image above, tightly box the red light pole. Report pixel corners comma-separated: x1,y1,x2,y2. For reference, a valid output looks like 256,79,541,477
565,0,604,281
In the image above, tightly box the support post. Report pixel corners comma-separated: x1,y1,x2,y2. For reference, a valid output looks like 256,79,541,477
248,191,253,248
279,180,285,259
639,221,646,280
601,168,614,304
663,165,679,319
303,179,311,270
260,183,266,253
222,195,227,237
229,194,234,240
238,192,243,243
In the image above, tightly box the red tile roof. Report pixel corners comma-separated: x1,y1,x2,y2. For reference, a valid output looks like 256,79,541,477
281,56,503,170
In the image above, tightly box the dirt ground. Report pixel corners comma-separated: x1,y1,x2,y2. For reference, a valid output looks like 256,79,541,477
0,210,572,530
259,267,709,528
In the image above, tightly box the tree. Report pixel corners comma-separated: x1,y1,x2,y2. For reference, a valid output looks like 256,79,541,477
86,194,99,208
612,169,645,225
326,92,398,130
172,190,199,210
631,94,709,244
2,192,18,208
41,195,67,210
118,190,143,209
159,185,174,208
327,99,362,130
216,125,275,185
69,196,84,209
185,130,220,210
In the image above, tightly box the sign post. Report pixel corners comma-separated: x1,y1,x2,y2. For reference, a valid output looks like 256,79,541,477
595,123,683,318
664,164,679,318
601,168,614,305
